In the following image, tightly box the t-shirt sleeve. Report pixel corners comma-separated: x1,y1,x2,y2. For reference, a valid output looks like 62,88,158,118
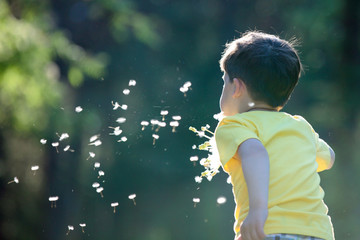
314,132,332,172
215,116,260,167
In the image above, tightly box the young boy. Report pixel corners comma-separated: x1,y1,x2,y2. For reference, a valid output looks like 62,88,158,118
214,31,335,240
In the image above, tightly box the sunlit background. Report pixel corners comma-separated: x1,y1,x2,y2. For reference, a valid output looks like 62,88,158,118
0,0,359,239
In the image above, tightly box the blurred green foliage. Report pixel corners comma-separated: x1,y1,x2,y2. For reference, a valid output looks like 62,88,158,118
0,0,359,239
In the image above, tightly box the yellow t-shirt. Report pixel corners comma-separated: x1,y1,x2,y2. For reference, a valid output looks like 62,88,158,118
215,111,334,240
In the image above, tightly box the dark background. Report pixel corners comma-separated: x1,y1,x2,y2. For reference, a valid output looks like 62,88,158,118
0,0,359,239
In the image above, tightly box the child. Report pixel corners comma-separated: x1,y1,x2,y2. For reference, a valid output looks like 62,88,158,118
214,31,335,240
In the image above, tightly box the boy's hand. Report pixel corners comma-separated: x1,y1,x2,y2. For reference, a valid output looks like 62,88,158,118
239,208,268,240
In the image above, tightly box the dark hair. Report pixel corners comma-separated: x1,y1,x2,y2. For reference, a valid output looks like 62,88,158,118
219,31,302,108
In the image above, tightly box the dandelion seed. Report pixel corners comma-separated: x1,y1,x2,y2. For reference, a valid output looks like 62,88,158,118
116,117,126,124
111,202,119,213
58,133,69,141
52,142,59,153
98,170,105,178
40,139,47,144
111,101,121,110
152,134,159,145
192,145,197,149
109,126,122,136
170,121,179,132
248,102,255,107
192,197,200,207
172,115,181,121
194,176,203,183
190,156,199,162
128,194,137,205
86,152,96,160
121,104,128,110
141,121,149,130
63,145,74,152
89,135,100,143
49,196,59,208
75,106,83,113
213,112,224,121
96,187,104,197
66,225,74,235
150,119,159,130
94,162,100,169
8,177,19,184
217,196,227,205
92,182,100,188
183,81,192,89
155,121,166,132
31,165,39,175
117,136,127,143
89,140,102,146
123,89,130,95
79,223,86,233
128,79,136,86
160,110,169,121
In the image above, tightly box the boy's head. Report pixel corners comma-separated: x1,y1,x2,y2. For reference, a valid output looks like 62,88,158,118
219,31,302,109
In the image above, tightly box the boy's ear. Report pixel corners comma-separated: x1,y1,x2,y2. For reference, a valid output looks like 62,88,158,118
232,78,246,98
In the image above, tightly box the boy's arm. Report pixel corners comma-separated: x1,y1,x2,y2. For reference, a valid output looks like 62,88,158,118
237,138,269,240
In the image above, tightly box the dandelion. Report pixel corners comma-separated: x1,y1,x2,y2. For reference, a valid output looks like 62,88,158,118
111,202,119,213
152,134,159,145
194,176,202,183
94,162,100,169
117,136,127,142
192,198,200,207
141,121,149,130
217,196,227,205
160,110,169,121
52,142,59,153
96,187,104,197
40,139,47,144
128,79,136,86
116,117,126,124
86,152,96,160
89,140,102,146
79,223,86,233
49,196,59,208
63,145,74,152
75,106,83,113
128,194,137,205
58,133,69,141
92,182,100,188
98,170,105,178
170,121,179,132
8,177,19,184
123,89,130,95
109,126,122,136
66,225,74,235
31,165,39,175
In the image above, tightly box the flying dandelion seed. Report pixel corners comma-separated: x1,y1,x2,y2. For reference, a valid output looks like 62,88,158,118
160,110,169,121
150,119,159,130
192,145,197,149
120,104,128,110
96,187,104,197
109,126,122,136
217,196,227,205
155,121,166,132
183,81,192,89
248,102,255,107
172,115,181,121
63,145,74,152
8,177,19,184
117,136,127,142
94,162,100,169
79,223,86,233
190,156,199,162
116,117,126,124
170,121,179,132
111,202,119,213
89,140,102,146
152,134,159,145
123,89,130,95
31,165,39,175
66,225,74,235
49,196,59,208
58,133,69,141
141,121,149,130
40,139,47,144
92,182,100,188
194,176,203,183
128,79,136,86
98,170,105,178
128,194,137,205
111,101,121,110
86,152,96,160
192,198,200,207
75,106,83,113
51,142,59,153
89,135,100,143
